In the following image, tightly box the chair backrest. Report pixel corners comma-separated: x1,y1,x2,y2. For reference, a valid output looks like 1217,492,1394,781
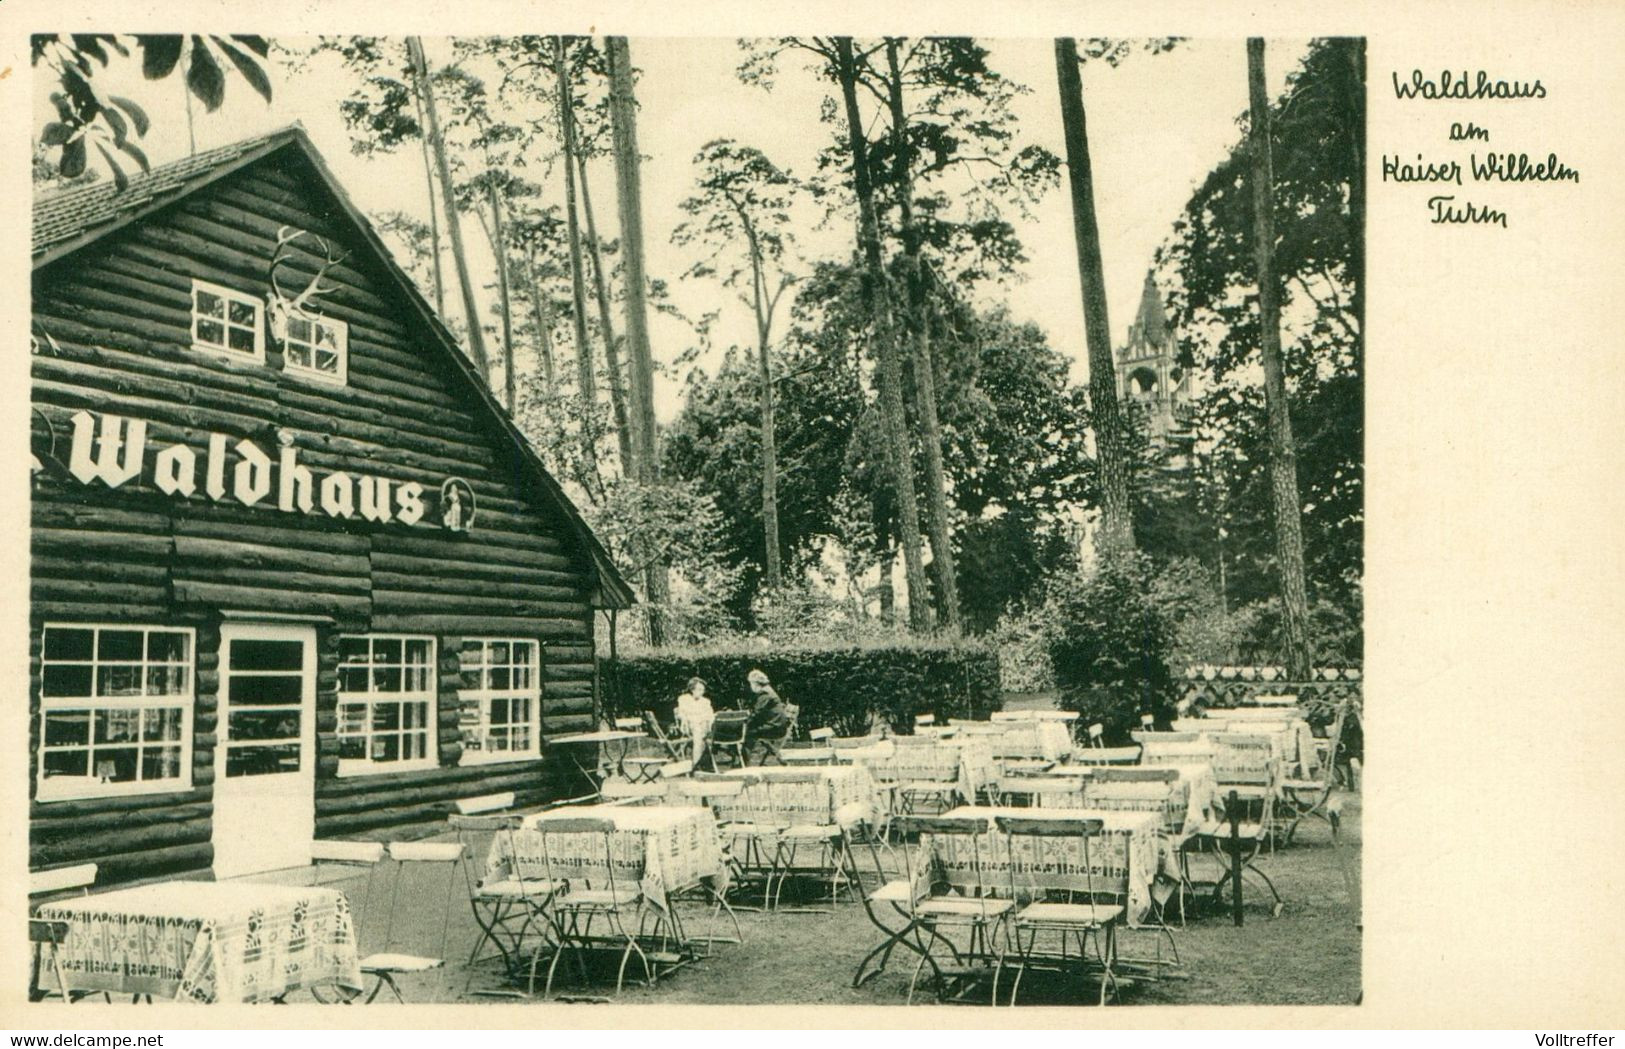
1069,746,1142,765
535,818,633,898
1252,693,1300,707
1208,732,1279,787
1139,740,1216,765
376,841,468,962
915,713,936,727
1089,766,1178,784
1224,719,1289,734
1017,779,1089,808
709,711,750,744
673,776,747,804
29,863,98,898
1134,730,1201,744
904,816,998,903
310,840,388,864
809,727,835,743
832,734,882,750
613,716,643,731
661,759,694,779
993,816,1112,899
893,734,936,746
990,710,1028,722
1086,722,1105,746
455,791,516,816
1082,780,1184,830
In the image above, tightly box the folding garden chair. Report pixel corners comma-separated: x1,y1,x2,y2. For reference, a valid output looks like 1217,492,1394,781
843,803,933,989
781,726,837,764
534,817,653,997
28,863,97,1002
704,710,750,770
447,796,559,997
992,816,1123,1006
681,773,777,909
893,742,968,816
896,815,1012,1004
766,771,855,910
1279,697,1351,843
748,702,799,766
354,841,468,1003
1182,734,1283,916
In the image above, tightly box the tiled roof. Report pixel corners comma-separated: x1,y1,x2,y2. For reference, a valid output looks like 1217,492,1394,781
32,128,297,257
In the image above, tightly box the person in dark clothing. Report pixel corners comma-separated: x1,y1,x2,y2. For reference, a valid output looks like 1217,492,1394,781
744,668,791,763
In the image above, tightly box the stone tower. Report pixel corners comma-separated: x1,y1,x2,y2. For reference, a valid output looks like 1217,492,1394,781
1115,271,1196,446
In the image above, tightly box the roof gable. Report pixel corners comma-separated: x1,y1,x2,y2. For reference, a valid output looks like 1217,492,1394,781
33,126,633,610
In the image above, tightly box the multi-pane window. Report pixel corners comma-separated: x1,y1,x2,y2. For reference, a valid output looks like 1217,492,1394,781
37,625,193,801
459,639,541,762
191,279,264,361
281,313,348,384
336,635,435,774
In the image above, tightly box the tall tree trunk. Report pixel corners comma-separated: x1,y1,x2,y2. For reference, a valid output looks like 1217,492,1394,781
554,36,604,497
575,149,636,474
1345,38,1366,354
1054,38,1135,557
1247,38,1314,679
606,35,670,645
409,67,446,316
835,36,932,632
486,180,517,412
743,228,782,589
884,38,961,634
524,245,558,399
406,37,491,382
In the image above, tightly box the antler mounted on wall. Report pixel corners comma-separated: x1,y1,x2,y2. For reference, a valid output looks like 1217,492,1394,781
265,226,348,342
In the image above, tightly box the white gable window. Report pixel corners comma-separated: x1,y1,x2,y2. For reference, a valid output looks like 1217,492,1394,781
191,279,264,362
281,313,348,385
36,624,194,802
458,638,541,763
336,634,436,776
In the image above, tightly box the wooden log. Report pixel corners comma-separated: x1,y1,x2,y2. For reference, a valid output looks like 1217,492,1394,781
32,802,214,841
170,579,371,621
367,613,591,639
65,842,214,885
30,787,212,820
369,589,587,620
32,528,175,561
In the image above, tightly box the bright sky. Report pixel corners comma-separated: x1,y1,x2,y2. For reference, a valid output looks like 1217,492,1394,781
35,36,1307,421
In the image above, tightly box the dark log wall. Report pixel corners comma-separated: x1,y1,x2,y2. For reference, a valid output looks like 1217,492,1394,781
30,147,602,883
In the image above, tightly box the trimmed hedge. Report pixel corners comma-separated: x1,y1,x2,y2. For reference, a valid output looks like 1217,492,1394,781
605,640,1002,737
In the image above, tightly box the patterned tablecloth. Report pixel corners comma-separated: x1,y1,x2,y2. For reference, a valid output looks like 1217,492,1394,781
698,764,881,827
1172,718,1316,777
857,739,995,808
986,721,1073,761
1042,762,1222,835
936,806,1172,926
37,881,360,1003
495,804,728,908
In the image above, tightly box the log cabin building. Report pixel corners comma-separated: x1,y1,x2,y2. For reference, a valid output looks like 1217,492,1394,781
29,126,634,886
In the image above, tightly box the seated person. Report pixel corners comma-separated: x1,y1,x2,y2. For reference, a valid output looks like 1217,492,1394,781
744,668,792,764
674,676,714,762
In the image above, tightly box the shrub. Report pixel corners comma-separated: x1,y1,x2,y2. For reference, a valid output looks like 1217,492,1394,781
987,606,1056,693
1047,551,1179,742
1233,595,1363,666
605,638,1001,737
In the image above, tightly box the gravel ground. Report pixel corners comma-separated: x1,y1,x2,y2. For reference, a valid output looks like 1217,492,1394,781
299,790,1361,1008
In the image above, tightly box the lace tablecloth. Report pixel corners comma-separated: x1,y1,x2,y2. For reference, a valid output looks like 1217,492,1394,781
37,881,360,1003
493,803,728,907
695,764,881,827
937,806,1171,926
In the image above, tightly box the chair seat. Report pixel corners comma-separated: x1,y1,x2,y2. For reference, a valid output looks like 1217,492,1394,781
1014,901,1124,926
917,897,1013,919
1281,778,1325,792
898,781,959,794
869,879,915,904
559,886,642,907
722,822,781,838
780,823,839,841
476,878,562,900
780,750,833,763
361,953,446,973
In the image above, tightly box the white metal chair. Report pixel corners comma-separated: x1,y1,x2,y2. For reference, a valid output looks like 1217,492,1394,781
448,794,559,996
898,815,1012,1004
28,863,98,1002
993,816,1124,1005
358,841,467,1002
534,817,653,996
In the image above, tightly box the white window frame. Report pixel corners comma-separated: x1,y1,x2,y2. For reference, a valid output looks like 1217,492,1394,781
335,634,437,777
35,623,195,803
190,278,265,363
457,638,543,765
280,310,349,386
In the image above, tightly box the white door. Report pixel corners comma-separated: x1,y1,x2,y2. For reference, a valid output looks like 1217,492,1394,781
212,623,317,879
